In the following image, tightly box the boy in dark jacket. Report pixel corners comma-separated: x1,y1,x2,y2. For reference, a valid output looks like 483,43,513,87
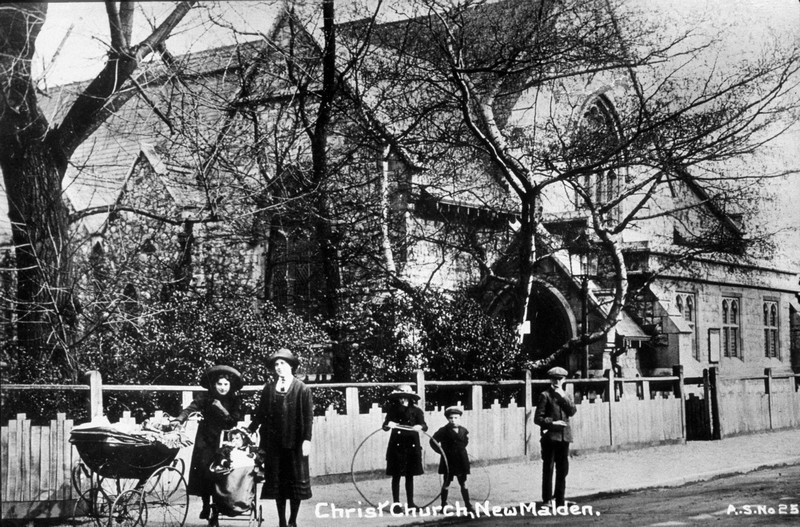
534,367,577,508
430,406,474,513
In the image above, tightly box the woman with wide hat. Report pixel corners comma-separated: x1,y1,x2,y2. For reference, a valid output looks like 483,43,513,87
173,364,244,520
248,349,313,527
383,384,427,511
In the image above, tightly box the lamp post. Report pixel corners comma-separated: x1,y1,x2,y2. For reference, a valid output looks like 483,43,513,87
581,274,589,379
570,251,598,379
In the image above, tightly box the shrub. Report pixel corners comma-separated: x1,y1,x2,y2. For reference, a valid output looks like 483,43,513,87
343,289,523,383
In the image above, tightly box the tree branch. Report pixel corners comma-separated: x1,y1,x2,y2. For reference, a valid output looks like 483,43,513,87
54,1,195,163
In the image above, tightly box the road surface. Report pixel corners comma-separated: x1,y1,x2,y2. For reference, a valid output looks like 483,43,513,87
452,463,800,526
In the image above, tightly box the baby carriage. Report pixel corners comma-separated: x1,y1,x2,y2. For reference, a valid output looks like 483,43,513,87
207,428,264,526
70,415,192,527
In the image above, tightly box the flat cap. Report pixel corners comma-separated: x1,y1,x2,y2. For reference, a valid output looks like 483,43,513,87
547,366,568,378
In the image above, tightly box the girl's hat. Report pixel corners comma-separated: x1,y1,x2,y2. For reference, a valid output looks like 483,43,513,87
388,384,421,401
444,406,463,417
201,365,243,391
266,348,299,369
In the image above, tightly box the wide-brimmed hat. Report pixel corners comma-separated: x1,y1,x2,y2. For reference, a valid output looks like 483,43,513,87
201,365,243,391
547,366,568,379
444,406,463,417
266,348,299,370
388,384,421,401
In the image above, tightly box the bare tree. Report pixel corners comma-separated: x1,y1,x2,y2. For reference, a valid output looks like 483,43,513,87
0,1,195,377
337,0,800,371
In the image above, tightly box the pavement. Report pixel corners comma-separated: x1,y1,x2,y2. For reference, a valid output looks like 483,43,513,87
181,428,800,527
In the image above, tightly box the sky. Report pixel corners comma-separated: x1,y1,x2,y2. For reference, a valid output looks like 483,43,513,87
32,2,282,87
32,0,800,84
10,0,800,265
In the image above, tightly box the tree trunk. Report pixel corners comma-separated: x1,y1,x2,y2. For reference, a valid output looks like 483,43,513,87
1,1,195,379
1,3,76,376
515,194,538,344
312,0,348,381
3,140,76,373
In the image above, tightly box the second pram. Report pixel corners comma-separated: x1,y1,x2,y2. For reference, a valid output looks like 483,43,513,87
207,428,264,526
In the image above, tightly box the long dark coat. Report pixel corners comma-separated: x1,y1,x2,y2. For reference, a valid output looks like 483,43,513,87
249,378,313,500
176,393,242,496
383,403,427,476
430,424,470,476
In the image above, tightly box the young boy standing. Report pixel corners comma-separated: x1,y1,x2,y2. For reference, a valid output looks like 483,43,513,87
534,367,577,508
430,406,474,513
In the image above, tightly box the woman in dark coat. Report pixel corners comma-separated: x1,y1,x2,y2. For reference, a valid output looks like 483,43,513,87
173,365,243,520
430,406,473,512
248,349,312,527
383,384,427,510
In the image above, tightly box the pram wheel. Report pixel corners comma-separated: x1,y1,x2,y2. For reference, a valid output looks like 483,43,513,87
71,462,92,496
111,488,147,527
139,465,188,526
247,504,263,527
72,488,108,527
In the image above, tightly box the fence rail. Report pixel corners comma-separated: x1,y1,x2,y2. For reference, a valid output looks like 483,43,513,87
2,366,799,521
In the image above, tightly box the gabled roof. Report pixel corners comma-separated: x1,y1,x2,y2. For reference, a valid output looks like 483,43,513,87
20,19,285,238
674,168,744,238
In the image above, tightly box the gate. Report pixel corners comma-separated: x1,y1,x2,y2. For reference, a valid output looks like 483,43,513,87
684,367,720,441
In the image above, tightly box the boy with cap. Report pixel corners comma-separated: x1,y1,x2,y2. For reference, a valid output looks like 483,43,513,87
430,406,474,513
534,367,577,508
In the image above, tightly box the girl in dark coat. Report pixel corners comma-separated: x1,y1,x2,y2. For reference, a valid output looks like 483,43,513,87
430,406,473,512
173,365,243,520
383,384,427,510
249,349,312,527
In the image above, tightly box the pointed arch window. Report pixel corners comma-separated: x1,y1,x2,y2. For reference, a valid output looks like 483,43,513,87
676,292,697,359
722,297,740,359
574,95,623,218
763,300,779,358
265,226,322,319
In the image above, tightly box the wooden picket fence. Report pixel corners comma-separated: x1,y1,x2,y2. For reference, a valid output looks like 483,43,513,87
1,414,76,520
717,370,800,436
2,367,799,521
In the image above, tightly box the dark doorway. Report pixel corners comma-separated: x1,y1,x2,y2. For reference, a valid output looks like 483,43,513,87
523,282,574,367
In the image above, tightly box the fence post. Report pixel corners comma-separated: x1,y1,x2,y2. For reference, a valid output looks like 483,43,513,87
765,368,773,430
345,387,360,417
709,366,722,440
607,367,614,446
85,370,103,419
673,365,686,440
415,369,426,410
524,369,533,456
182,390,194,409
471,384,483,412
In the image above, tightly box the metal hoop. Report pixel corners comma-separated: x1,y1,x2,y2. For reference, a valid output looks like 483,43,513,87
350,425,449,509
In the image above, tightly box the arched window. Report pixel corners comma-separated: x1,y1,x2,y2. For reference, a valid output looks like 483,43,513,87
574,95,623,216
722,297,740,359
265,226,322,319
676,293,697,359
121,283,139,319
90,241,109,283
763,301,778,358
